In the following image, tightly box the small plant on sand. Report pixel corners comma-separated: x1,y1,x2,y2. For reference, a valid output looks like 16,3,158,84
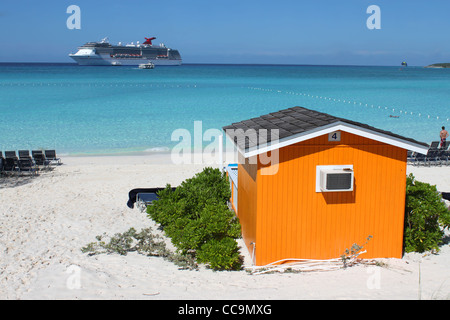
404,174,450,253
81,227,198,270
147,167,243,271
340,235,373,268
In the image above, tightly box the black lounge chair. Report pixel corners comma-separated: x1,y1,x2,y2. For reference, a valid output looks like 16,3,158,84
18,150,32,160
442,192,450,201
440,141,450,150
410,151,426,166
429,141,440,151
127,187,176,210
32,150,49,167
18,158,36,176
409,140,448,166
3,158,17,174
44,150,61,165
425,141,450,166
425,149,441,166
435,148,449,166
407,151,416,165
5,151,18,161
4,151,18,169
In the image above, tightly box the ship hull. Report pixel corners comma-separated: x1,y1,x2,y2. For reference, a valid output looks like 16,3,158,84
69,55,182,66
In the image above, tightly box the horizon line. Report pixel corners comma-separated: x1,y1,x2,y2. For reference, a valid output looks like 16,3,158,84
0,62,427,68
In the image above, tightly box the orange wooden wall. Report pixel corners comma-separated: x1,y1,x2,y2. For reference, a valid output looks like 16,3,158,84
236,154,258,257
237,131,407,266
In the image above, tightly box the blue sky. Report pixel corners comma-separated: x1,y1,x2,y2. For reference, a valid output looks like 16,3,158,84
0,0,449,65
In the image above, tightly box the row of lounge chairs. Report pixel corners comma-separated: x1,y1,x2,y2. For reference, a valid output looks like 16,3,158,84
0,149,61,176
407,141,450,166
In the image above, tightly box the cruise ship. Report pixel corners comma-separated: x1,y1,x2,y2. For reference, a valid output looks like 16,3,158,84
69,37,182,66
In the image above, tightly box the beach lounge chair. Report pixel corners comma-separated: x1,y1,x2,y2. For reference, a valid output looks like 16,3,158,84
409,151,425,166
410,142,442,166
429,141,440,151
3,158,17,174
427,141,450,166
44,150,61,165
18,150,32,160
438,143,450,166
5,151,18,161
32,150,49,167
440,141,450,150
407,151,416,165
18,158,36,176
425,149,440,166
4,151,18,169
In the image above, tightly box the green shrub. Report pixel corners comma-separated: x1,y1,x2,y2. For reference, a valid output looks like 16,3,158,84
404,174,450,253
147,167,242,270
197,237,243,271
148,167,231,225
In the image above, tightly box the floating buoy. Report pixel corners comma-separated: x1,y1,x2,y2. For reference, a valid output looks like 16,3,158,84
244,87,447,123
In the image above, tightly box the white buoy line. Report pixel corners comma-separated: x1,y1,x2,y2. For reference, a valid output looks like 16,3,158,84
0,82,198,89
246,86,449,122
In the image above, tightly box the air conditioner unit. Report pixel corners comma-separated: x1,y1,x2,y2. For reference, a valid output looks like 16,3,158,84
316,165,354,192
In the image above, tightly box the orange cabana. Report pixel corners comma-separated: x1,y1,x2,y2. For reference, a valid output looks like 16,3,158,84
223,106,429,266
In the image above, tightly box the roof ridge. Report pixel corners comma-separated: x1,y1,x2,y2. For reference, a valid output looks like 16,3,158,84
223,106,429,156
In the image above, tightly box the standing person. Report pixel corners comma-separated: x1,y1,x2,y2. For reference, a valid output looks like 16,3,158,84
440,126,449,148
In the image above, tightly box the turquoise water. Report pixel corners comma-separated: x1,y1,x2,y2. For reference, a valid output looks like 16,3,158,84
0,64,449,155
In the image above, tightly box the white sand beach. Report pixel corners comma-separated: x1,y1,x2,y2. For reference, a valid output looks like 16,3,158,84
0,154,449,300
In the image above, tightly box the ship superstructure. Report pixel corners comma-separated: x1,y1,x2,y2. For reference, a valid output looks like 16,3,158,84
69,37,182,66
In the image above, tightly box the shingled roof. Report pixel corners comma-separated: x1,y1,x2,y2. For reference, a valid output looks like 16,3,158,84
223,106,429,157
